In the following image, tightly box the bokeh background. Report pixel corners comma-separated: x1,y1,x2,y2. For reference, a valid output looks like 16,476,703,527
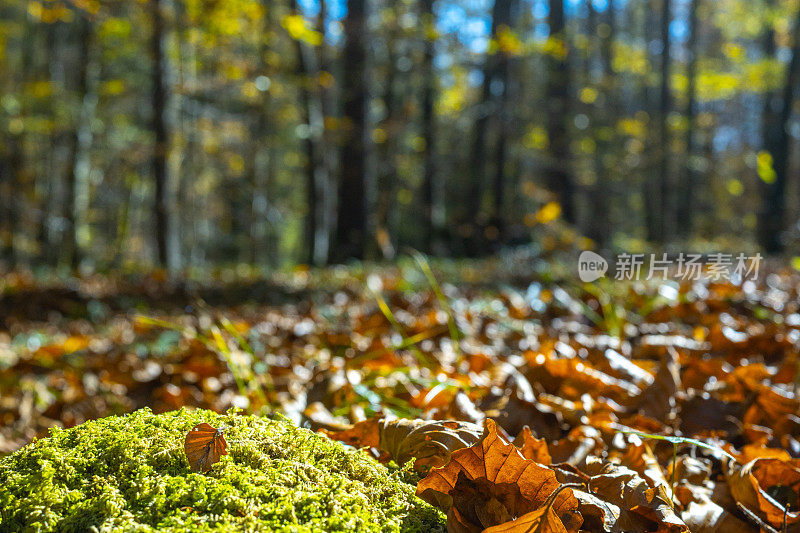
1,0,800,271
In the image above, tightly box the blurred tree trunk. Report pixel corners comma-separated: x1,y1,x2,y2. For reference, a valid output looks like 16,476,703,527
315,0,334,264
586,0,615,247
245,0,275,267
464,43,493,255
656,0,672,242
465,0,513,254
544,0,575,223
333,0,368,262
420,0,438,253
758,3,800,253
375,10,399,259
151,0,169,268
676,0,699,239
642,0,659,242
0,147,20,268
62,14,91,270
490,0,514,247
290,0,319,265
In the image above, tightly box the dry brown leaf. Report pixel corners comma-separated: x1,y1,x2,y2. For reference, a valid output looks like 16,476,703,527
322,417,482,469
482,503,569,533
725,457,800,528
514,426,552,465
416,419,582,532
581,459,689,532
321,417,381,448
379,418,483,469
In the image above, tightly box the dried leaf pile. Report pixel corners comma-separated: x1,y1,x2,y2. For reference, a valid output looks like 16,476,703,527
1,263,799,531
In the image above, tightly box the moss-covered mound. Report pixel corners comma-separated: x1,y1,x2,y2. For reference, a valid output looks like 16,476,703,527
0,408,444,532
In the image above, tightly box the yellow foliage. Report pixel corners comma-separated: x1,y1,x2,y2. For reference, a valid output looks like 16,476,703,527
102,79,126,96
241,81,258,99
523,125,548,150
535,202,561,224
723,43,746,63
698,70,739,100
579,138,596,154
99,18,132,40
579,87,598,104
617,118,646,138
225,64,244,80
492,26,523,56
318,71,335,89
282,14,323,46
372,128,387,144
228,154,245,175
757,150,776,183
28,1,73,23
437,68,468,115
29,81,54,99
612,43,649,75
726,179,744,196
542,37,568,60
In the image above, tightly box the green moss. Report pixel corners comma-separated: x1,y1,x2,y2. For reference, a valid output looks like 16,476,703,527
0,408,444,532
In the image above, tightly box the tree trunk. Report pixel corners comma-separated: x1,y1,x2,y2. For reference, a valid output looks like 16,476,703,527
0,148,20,267
642,0,660,242
586,0,615,247
490,0,514,247
420,0,437,253
151,0,169,268
544,0,575,223
676,0,699,239
333,0,368,262
62,14,91,270
656,0,672,242
315,0,334,264
289,0,319,265
758,3,800,253
375,12,399,259
465,0,513,255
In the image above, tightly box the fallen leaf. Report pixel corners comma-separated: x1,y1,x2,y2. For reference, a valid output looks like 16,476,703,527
184,422,228,473
726,457,800,528
416,419,582,532
323,417,482,469
483,503,569,533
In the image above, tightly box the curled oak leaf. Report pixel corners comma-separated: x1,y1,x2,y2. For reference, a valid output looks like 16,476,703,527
323,417,482,470
416,419,582,532
725,457,800,528
482,502,570,533
514,426,552,465
570,489,623,532
379,418,483,470
579,458,689,532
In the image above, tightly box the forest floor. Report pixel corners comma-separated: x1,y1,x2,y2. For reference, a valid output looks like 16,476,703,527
1,251,798,531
